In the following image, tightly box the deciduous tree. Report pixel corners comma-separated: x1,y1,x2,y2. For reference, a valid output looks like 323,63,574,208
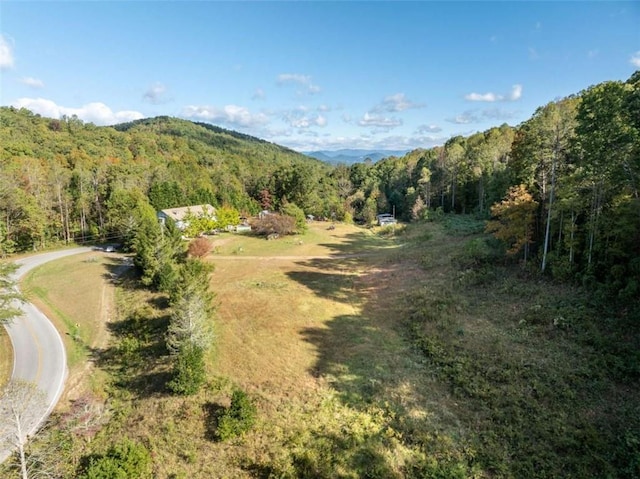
0,380,47,479
486,185,538,262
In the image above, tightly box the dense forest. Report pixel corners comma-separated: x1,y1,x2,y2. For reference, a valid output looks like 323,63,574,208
2,72,639,301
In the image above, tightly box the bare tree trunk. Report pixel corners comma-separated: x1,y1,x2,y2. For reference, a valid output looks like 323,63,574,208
587,183,602,267
541,149,558,273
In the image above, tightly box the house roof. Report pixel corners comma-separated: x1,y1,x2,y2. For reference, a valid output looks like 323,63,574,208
159,204,215,222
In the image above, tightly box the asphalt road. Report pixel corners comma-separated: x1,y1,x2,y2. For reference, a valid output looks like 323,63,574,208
1,247,91,464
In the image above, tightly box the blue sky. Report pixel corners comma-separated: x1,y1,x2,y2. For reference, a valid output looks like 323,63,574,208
1,1,639,152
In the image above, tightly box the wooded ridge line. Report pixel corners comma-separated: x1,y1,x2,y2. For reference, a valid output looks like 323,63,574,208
1,70,639,299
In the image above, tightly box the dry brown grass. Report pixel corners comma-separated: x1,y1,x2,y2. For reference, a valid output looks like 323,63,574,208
10,223,473,477
16,223,469,477
0,329,12,389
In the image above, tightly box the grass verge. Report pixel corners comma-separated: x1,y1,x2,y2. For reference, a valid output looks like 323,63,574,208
0,329,12,388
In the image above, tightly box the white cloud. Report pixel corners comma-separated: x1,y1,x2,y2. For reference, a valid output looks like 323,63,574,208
281,107,327,129
0,35,15,70
446,111,480,124
12,98,144,125
277,73,311,84
372,93,425,113
277,73,321,94
507,84,523,101
465,84,522,102
21,77,44,88
279,131,445,153
182,104,269,128
465,91,500,102
358,112,403,129
482,108,518,121
630,51,640,67
415,124,442,134
529,47,539,60
588,49,599,59
143,82,169,104
446,107,518,125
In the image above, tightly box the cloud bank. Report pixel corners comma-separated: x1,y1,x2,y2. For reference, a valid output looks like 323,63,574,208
12,98,144,125
182,104,269,128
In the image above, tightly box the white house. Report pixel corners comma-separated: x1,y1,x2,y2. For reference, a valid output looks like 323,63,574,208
157,204,216,230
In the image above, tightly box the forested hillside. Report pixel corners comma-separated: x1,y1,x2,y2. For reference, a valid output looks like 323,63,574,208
0,110,337,251
1,71,639,300
347,71,640,301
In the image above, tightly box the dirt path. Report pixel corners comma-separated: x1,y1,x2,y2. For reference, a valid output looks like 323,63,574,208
63,257,132,402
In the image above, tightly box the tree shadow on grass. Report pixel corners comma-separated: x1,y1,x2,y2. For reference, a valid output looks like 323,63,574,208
90,312,173,398
202,401,226,441
317,228,404,256
300,314,397,406
286,270,358,304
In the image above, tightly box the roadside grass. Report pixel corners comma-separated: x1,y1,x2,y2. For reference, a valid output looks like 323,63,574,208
19,253,129,399
0,329,11,388
11,219,640,478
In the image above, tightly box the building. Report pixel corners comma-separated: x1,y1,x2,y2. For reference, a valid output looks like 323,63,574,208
157,204,216,230
376,213,397,226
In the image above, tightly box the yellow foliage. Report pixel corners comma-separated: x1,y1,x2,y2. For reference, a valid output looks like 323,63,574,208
486,184,538,256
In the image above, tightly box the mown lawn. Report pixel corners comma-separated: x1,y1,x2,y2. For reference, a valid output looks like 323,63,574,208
5,220,639,478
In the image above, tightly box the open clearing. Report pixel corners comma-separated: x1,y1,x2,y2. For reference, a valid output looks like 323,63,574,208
5,220,639,478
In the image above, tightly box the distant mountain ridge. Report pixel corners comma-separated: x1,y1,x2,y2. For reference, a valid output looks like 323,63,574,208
303,149,409,164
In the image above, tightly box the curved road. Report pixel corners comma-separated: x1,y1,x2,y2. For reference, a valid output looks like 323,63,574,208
1,247,91,463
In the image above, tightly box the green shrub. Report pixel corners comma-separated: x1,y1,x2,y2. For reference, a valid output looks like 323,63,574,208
167,344,206,395
280,202,308,233
80,439,152,479
216,389,257,441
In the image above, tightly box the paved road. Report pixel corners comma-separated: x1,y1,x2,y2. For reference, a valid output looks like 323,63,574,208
1,247,91,464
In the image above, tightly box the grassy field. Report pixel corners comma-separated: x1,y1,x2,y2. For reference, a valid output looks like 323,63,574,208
4,220,639,478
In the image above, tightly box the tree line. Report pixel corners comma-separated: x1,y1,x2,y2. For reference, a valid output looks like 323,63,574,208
1,71,638,300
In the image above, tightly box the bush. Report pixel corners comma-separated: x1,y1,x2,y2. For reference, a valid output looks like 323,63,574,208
216,389,257,441
80,439,152,479
280,202,307,233
167,344,206,395
188,237,212,258
251,213,296,238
